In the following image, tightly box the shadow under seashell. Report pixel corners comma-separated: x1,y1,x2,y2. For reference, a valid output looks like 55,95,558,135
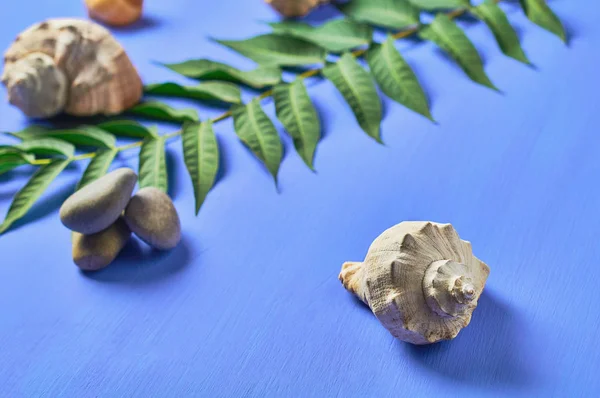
402,291,537,388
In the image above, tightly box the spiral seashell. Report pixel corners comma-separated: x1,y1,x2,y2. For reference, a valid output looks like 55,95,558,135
85,0,144,27
265,0,331,17
339,221,490,345
1,18,142,118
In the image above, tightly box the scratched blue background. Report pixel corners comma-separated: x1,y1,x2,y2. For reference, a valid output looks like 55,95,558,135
0,0,598,396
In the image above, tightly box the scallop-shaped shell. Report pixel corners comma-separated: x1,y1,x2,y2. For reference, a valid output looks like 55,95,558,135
339,221,490,345
1,18,142,118
265,0,331,17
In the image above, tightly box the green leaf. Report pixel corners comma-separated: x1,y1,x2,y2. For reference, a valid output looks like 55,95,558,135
269,19,373,53
231,100,283,183
273,80,321,170
322,53,382,142
367,35,433,121
76,148,118,190
9,126,116,148
519,0,566,43
0,162,26,175
139,135,168,193
0,148,35,174
96,120,158,139
128,101,199,124
5,125,48,138
472,0,530,64
408,0,470,11
17,137,75,158
182,121,220,214
214,34,327,67
144,82,242,104
0,159,70,234
0,146,34,159
159,59,281,89
55,126,116,148
339,0,420,30
419,14,497,90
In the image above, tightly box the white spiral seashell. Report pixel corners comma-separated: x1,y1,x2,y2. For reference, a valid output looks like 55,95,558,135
339,221,490,345
1,18,142,118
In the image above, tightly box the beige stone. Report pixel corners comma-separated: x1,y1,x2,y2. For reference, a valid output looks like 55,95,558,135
60,168,137,234
72,217,131,271
124,187,181,250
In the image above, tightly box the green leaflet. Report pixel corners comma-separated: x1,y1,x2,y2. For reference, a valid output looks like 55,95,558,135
519,0,566,43
10,125,116,148
0,148,35,175
215,34,327,66
182,121,220,214
56,126,116,148
76,148,118,190
231,100,283,183
419,14,497,90
17,137,75,158
269,19,373,53
5,125,47,138
128,101,199,124
273,80,321,170
97,120,157,139
323,53,382,142
159,59,281,89
0,161,26,175
472,0,530,64
0,159,70,234
408,0,470,10
144,82,242,104
367,35,433,121
339,0,420,30
139,135,168,193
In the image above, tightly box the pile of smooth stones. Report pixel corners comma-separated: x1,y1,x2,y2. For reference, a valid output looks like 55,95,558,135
59,168,181,271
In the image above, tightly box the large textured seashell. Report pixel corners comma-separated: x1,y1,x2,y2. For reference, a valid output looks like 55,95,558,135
85,0,144,27
1,18,142,118
339,221,490,345
265,0,331,17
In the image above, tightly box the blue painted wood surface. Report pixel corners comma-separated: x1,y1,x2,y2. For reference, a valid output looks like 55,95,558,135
0,0,598,396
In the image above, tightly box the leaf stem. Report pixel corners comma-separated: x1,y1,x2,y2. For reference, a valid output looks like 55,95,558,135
28,5,475,167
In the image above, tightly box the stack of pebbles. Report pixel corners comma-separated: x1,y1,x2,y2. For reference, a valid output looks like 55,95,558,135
59,168,181,271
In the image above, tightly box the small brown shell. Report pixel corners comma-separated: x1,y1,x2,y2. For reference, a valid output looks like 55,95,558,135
1,18,142,118
85,0,144,27
265,0,331,17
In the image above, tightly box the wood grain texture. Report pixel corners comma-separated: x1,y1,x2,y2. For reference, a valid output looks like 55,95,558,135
0,0,598,396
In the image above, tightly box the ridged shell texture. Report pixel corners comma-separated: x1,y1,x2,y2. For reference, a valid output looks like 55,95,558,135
1,18,142,118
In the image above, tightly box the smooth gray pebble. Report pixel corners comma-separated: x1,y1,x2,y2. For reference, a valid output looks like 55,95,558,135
124,187,181,250
60,168,137,234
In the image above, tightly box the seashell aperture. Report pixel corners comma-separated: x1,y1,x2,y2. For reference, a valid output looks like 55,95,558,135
339,221,490,345
265,0,331,17
1,18,142,118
